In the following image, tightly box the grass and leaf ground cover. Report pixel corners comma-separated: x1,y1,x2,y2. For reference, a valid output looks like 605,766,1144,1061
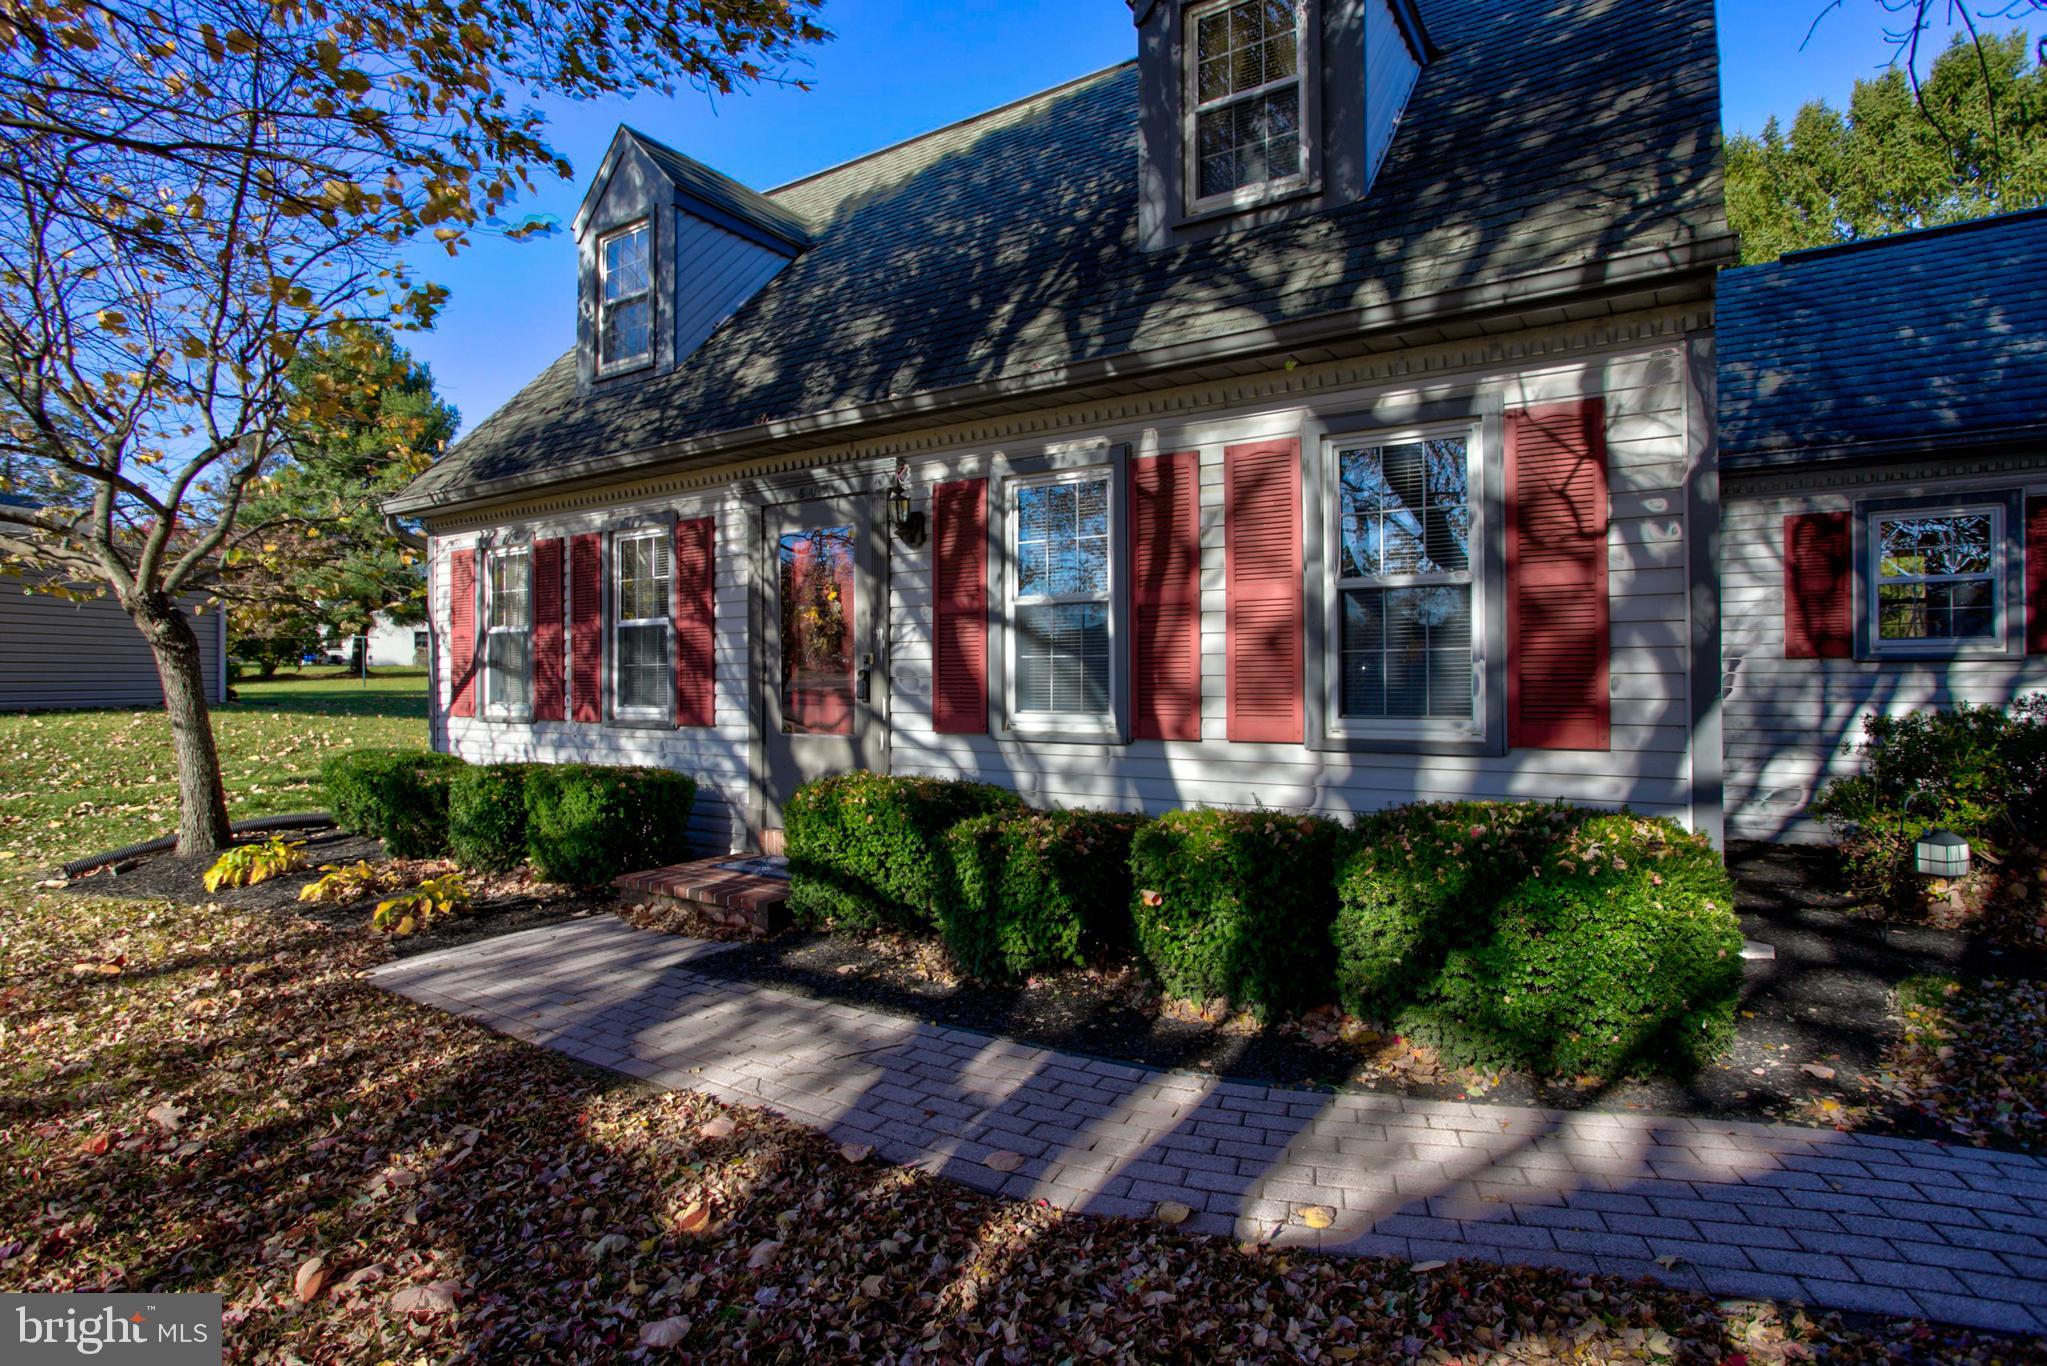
3,679,2045,1360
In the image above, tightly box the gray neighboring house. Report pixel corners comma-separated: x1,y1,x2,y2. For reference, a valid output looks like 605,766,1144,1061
1717,207,2047,840
0,568,229,714
388,0,1737,854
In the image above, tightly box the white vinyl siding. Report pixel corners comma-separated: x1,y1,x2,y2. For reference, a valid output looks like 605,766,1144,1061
1723,474,2047,842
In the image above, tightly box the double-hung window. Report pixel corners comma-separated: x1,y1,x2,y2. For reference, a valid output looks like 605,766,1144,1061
1186,0,1308,211
1008,469,1117,734
1870,505,2003,651
612,528,672,720
482,546,531,720
598,222,652,372
1329,431,1480,735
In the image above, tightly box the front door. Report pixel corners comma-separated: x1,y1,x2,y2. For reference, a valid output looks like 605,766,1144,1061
761,496,888,830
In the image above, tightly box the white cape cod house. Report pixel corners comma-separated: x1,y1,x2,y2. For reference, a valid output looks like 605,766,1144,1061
388,0,1746,856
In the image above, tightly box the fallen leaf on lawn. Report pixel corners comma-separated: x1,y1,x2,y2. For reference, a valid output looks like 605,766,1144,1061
1154,1200,1192,1227
388,1280,460,1317
145,1102,185,1132
838,1142,873,1163
79,1132,110,1156
1412,1261,1446,1273
1298,1205,1336,1229
588,1232,632,1262
70,961,121,977
673,1202,711,1236
859,1274,884,1298
1801,1063,1837,1081
747,1239,782,1270
983,1150,1025,1174
698,1115,736,1140
834,964,857,975
639,1315,692,1348
294,1255,326,1303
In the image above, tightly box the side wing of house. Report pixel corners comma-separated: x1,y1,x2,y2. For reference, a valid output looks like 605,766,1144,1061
1717,211,2047,842
1721,464,2047,841
0,577,227,712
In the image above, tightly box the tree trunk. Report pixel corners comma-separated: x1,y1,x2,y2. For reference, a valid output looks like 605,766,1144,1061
130,591,233,855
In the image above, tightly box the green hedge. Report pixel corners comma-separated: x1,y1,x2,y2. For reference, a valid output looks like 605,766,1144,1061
1333,801,1571,1018
449,762,532,873
524,763,697,886
941,809,1143,979
1811,696,2047,907
1129,808,1347,1017
1337,803,1743,1079
784,772,1026,929
320,748,465,858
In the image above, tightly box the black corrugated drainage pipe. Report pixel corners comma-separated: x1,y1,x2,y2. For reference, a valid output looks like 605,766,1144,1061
60,812,337,880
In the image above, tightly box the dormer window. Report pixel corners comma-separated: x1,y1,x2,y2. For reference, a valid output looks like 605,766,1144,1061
599,221,653,373
1186,0,1308,212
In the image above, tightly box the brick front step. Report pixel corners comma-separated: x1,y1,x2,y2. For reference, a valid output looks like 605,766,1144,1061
614,856,790,935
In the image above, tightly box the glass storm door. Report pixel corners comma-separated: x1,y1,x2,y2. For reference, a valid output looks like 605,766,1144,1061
762,496,886,828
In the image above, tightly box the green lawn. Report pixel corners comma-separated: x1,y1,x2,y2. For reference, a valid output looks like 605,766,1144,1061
0,669,426,875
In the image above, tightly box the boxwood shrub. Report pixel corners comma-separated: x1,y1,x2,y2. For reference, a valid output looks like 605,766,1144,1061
1129,808,1347,1016
784,772,1027,929
449,762,532,873
940,808,1143,979
1332,800,1573,1018
320,748,465,858
523,763,697,886
1339,803,1743,1079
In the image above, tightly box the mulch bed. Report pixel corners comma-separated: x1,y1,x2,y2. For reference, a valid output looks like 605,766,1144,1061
647,840,2047,1143
68,828,2047,1145
64,824,606,956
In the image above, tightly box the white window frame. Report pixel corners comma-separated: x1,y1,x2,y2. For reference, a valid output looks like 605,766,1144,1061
1183,0,1314,216
597,220,653,375
1322,422,1486,742
481,545,531,722
610,526,673,722
1003,464,1124,741
1867,502,2007,656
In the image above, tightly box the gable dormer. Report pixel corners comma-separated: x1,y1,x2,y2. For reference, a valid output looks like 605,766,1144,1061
573,127,811,392
1132,0,1433,251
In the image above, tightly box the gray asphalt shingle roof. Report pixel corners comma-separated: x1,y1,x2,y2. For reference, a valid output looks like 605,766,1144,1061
1718,206,2047,469
400,0,1726,510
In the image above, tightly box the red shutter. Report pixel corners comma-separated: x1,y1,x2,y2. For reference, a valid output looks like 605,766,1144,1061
447,548,478,718
1131,449,1202,741
569,532,603,723
931,479,988,734
531,538,565,722
2027,497,2047,656
674,516,716,726
1783,511,1853,660
1224,439,1302,744
1506,400,1610,751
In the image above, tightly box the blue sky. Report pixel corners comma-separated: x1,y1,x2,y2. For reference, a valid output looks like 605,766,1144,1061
404,0,2032,436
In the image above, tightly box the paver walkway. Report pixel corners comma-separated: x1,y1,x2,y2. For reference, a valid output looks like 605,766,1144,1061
371,918,2047,1334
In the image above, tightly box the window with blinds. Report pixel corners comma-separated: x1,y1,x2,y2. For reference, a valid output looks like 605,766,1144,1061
484,546,531,719
1009,471,1114,726
1186,0,1308,210
1330,432,1480,734
612,528,672,718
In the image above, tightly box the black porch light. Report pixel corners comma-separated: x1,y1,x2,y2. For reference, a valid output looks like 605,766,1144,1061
888,482,926,548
